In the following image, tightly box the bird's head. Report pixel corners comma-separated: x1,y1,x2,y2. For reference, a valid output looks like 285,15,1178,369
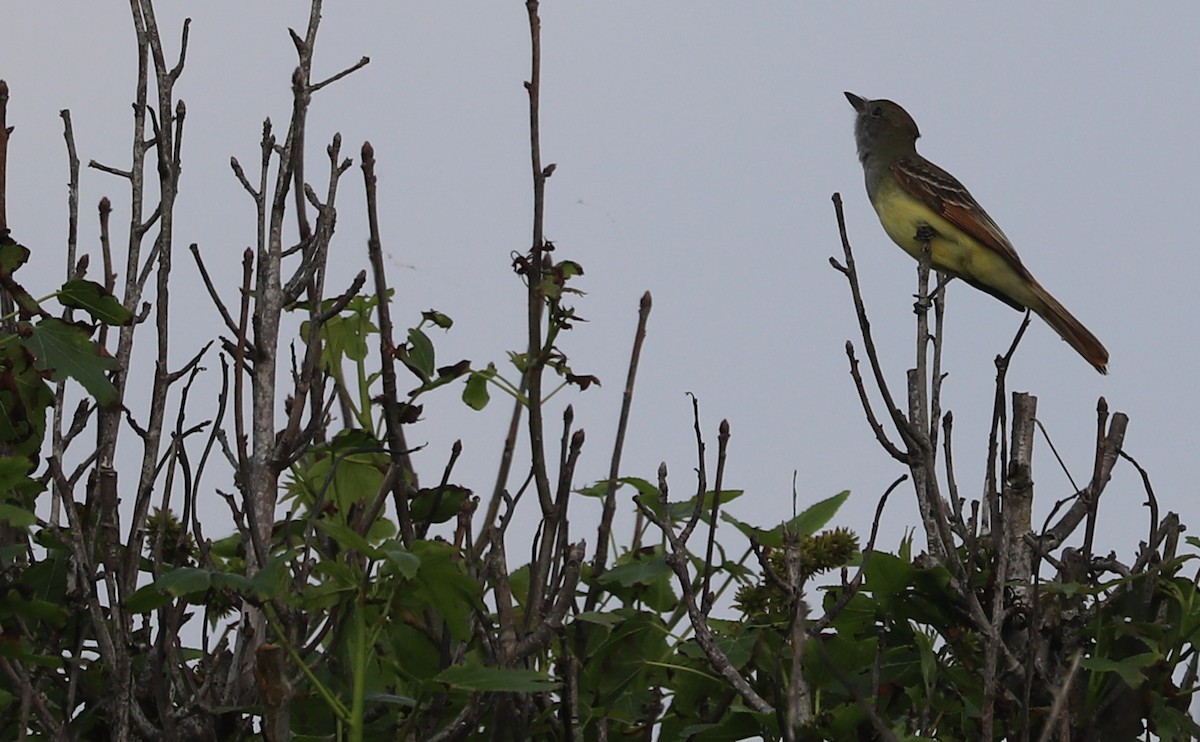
845,92,921,161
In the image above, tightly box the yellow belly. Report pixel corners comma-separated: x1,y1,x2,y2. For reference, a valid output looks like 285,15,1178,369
870,181,1038,310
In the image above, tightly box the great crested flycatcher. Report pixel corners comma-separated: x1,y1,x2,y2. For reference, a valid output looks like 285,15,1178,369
844,92,1109,374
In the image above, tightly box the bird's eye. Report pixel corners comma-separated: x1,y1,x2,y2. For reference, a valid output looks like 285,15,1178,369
870,106,883,118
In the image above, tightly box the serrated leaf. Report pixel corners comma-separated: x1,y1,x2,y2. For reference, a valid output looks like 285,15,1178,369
23,318,118,405
58,279,134,325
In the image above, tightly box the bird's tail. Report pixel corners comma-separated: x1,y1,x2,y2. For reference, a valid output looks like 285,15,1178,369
1029,282,1109,374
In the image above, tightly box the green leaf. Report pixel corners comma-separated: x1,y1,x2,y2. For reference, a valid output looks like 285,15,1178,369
506,350,529,375
285,429,387,516
23,318,118,405
556,260,584,279
314,519,380,558
462,370,490,410
1151,701,1200,739
0,586,68,627
862,552,917,599
617,477,661,502
790,490,850,538
156,567,213,597
724,490,850,548
0,241,30,275
408,541,484,641
58,279,134,325
125,584,175,613
380,541,420,579
209,533,243,559
574,610,624,629
308,307,377,368
363,691,417,708
600,554,671,588
421,309,453,329
0,456,41,496
0,504,35,527
0,636,64,669
667,489,744,522
434,665,557,692
1081,652,1158,688
0,343,52,459
403,327,436,382
210,572,255,593
387,623,442,681
915,631,937,692
575,481,609,499
409,484,470,524
250,553,293,600
508,563,531,608
0,544,27,564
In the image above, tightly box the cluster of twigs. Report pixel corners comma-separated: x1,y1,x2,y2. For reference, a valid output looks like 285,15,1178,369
827,193,1190,738
3,1,1196,739
3,1,664,738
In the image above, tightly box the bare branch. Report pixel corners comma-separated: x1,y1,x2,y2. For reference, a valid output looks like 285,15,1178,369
637,464,773,715
829,193,917,449
587,291,651,601
361,140,416,544
310,55,371,92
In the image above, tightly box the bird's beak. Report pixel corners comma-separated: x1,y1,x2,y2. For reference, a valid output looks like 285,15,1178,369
844,91,867,113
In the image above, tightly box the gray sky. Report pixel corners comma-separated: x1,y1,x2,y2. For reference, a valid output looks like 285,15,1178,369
7,5,1198,569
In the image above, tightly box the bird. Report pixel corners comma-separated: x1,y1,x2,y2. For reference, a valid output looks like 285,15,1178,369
844,92,1109,374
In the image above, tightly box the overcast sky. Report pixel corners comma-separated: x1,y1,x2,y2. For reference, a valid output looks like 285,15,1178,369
7,4,1198,571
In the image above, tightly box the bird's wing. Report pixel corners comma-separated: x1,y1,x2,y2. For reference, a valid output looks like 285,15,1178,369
891,155,1029,274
